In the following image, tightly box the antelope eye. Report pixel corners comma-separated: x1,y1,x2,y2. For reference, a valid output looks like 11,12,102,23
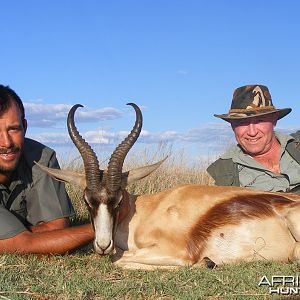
114,197,122,209
84,198,92,208
84,193,94,208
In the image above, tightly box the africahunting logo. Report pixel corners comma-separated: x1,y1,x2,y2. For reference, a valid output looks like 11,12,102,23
259,275,300,295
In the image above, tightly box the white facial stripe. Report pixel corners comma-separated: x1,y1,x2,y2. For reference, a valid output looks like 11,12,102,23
93,203,113,249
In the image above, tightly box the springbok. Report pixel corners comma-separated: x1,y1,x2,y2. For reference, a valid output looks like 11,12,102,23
37,103,300,269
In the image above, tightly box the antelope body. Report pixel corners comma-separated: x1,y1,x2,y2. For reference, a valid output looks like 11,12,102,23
37,103,300,269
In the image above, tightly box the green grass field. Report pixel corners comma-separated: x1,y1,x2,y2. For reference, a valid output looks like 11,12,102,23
1,254,299,299
1,152,299,299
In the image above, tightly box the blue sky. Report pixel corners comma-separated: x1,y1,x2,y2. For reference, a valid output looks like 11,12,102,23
1,1,300,164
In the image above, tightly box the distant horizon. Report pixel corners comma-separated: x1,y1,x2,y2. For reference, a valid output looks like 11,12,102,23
33,124,298,168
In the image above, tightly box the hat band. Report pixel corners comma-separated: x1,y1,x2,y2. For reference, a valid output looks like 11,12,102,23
229,106,276,114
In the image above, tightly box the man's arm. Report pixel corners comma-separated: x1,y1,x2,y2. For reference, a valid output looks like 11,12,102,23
30,217,69,233
0,220,94,255
206,158,240,186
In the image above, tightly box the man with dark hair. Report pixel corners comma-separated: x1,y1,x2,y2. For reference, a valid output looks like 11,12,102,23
0,85,94,254
207,85,300,194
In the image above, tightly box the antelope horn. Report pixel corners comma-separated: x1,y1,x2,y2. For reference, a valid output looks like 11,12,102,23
107,103,142,194
67,104,101,191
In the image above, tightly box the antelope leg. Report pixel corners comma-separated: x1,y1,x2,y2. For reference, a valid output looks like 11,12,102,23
112,246,191,270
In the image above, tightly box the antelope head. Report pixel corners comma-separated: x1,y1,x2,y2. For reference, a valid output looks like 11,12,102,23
37,103,166,255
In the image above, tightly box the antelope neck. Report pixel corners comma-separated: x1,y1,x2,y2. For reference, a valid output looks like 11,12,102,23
118,190,130,224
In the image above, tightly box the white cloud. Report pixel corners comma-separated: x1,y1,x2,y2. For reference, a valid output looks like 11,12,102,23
29,132,70,144
176,70,188,75
26,108,300,159
27,123,235,148
24,102,122,127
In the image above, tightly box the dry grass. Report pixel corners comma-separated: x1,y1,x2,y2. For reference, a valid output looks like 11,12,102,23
124,146,214,195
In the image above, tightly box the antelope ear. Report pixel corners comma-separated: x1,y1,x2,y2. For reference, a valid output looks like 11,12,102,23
122,156,168,187
34,161,87,188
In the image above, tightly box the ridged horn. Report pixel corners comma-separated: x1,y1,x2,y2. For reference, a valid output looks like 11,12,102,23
107,103,142,193
67,104,101,191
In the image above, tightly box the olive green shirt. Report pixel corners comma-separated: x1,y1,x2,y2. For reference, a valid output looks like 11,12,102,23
0,138,75,240
213,132,300,192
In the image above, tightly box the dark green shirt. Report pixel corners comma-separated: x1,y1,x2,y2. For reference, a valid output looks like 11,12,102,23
0,138,75,239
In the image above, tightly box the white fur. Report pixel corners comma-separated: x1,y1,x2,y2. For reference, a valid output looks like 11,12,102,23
93,204,114,254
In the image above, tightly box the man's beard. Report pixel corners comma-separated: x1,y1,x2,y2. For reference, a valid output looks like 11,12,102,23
0,145,22,174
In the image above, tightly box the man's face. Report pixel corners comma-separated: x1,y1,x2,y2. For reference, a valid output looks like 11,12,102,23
0,101,27,174
230,113,278,156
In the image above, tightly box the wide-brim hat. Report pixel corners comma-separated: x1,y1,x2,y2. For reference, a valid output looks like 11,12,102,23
214,85,292,122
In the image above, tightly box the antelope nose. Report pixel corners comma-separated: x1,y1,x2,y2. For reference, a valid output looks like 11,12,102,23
94,240,114,255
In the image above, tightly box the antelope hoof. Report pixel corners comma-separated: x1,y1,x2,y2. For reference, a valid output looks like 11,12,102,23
203,257,217,269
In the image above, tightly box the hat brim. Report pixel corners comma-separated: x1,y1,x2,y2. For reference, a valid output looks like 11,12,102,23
214,108,292,122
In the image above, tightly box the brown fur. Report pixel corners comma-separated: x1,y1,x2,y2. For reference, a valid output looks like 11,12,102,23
186,193,293,264
38,155,300,268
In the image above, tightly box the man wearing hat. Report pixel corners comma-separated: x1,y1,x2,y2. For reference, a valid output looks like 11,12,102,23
207,84,300,194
